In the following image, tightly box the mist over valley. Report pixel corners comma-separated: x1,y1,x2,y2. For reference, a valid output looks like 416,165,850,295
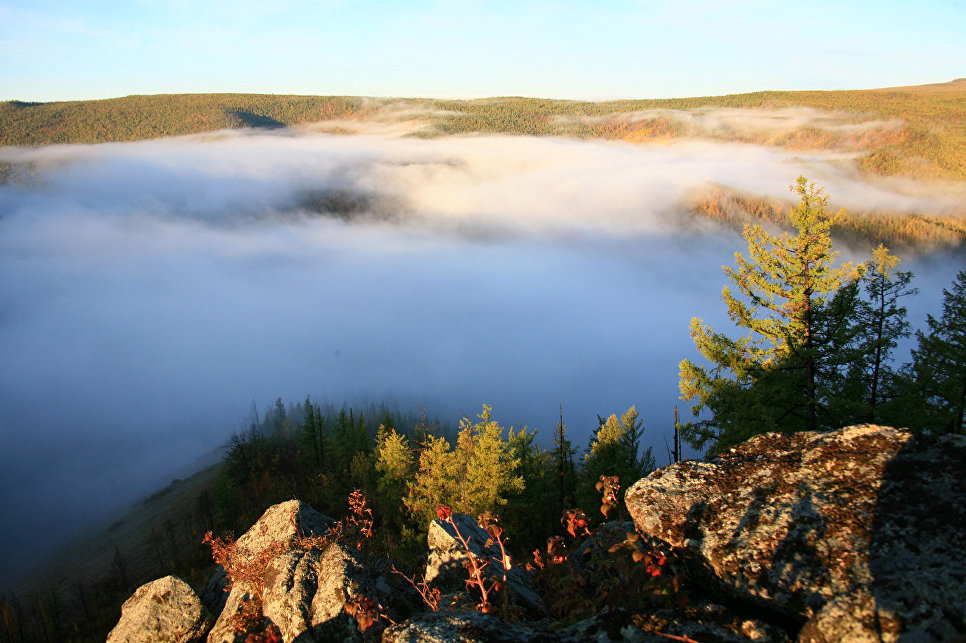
1,123,964,586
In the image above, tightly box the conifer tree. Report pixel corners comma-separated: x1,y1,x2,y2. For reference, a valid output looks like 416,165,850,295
851,246,917,423
579,406,654,511
679,177,858,453
552,406,577,517
374,425,415,525
296,397,327,469
503,425,556,549
907,271,966,434
403,405,524,524
404,433,453,524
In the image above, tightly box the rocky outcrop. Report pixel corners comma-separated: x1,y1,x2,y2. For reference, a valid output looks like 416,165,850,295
111,424,966,642
206,580,257,643
381,603,788,642
206,500,338,643
107,575,213,643
202,500,336,620
235,500,336,557
625,424,966,641
261,542,389,642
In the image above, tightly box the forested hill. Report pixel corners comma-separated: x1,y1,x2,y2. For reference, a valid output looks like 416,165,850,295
2,79,965,181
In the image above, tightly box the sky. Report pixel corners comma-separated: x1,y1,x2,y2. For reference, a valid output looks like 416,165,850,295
1,0,964,102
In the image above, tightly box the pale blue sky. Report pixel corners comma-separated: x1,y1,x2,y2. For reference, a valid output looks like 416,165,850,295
1,0,964,102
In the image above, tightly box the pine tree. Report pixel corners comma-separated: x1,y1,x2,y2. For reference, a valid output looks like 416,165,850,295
907,271,966,434
851,246,917,424
551,406,577,517
679,177,857,453
296,397,327,469
503,425,556,550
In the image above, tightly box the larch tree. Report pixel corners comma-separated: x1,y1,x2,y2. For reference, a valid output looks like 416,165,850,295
580,406,654,510
852,245,917,424
374,425,416,496
679,176,858,453
907,271,966,434
403,433,453,525
403,405,525,525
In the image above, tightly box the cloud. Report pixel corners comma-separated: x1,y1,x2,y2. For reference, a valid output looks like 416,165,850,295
0,127,962,586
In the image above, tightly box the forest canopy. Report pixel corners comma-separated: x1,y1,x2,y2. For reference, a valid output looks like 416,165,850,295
2,80,965,181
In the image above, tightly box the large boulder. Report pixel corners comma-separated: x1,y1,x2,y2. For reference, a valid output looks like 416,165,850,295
426,512,544,616
234,500,336,557
108,575,213,643
260,542,387,642
625,425,966,641
206,500,337,642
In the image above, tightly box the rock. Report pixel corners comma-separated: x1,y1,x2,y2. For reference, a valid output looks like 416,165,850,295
383,605,785,643
261,542,383,642
205,500,338,642
426,513,544,616
382,609,555,642
625,425,966,641
107,575,213,643
200,566,228,618
234,499,335,557
626,600,791,642
205,580,257,643
260,550,320,641
553,609,650,643
209,539,391,643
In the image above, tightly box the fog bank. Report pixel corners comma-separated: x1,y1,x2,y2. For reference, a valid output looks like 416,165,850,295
0,130,961,585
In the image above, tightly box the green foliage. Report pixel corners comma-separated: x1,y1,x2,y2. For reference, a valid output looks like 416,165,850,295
679,176,966,449
374,426,416,490
905,271,966,434
0,94,366,145
579,406,654,513
502,425,557,552
212,397,409,530
841,246,918,424
680,177,860,451
551,409,578,517
296,396,326,469
373,425,416,535
404,405,525,525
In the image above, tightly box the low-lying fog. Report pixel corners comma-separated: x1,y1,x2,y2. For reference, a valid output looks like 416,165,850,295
0,129,962,584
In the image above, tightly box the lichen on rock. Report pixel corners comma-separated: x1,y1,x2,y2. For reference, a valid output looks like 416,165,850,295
107,575,213,643
625,424,966,641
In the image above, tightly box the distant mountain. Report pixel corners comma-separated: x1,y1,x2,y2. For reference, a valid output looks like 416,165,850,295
2,81,965,181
